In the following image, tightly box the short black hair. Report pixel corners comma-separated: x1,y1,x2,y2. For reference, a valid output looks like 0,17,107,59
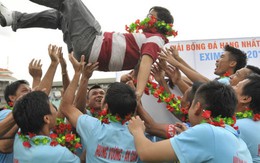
242,74,260,114
104,82,137,119
186,81,204,103
246,65,260,75
4,80,29,104
13,91,51,134
194,81,237,118
224,45,247,72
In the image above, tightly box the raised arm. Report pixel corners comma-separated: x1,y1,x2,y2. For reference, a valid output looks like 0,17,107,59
159,48,210,83
74,62,99,114
58,50,70,91
127,80,174,139
128,116,177,162
28,59,42,89
164,65,190,94
59,53,85,128
38,44,60,95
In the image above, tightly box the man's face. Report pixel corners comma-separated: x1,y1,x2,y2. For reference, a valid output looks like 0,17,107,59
229,68,251,86
88,88,105,110
147,9,159,20
13,84,31,102
232,79,250,112
214,52,234,76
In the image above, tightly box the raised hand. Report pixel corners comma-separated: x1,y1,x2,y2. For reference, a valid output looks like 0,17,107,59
82,62,99,79
69,52,85,73
128,116,146,136
29,59,42,79
48,44,60,64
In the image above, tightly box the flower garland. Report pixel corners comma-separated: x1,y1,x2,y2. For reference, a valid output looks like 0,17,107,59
201,109,238,130
236,108,260,121
221,71,231,78
3,101,14,110
125,15,178,37
18,118,82,153
17,132,58,148
88,107,132,125
144,80,188,122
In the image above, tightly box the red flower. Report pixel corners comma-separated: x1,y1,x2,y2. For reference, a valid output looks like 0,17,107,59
253,113,260,121
65,134,75,142
66,124,72,131
8,101,14,107
100,109,108,116
223,71,231,77
23,141,31,148
180,108,188,114
50,141,58,147
144,87,150,95
74,142,82,148
164,97,171,103
202,110,211,119
28,132,36,138
102,118,109,124
50,133,58,139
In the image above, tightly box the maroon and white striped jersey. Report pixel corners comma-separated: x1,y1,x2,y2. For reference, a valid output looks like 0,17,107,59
88,32,168,71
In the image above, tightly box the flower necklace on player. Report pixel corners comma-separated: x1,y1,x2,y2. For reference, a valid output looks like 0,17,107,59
144,80,189,122
201,108,238,130
125,15,178,37
18,118,82,153
236,107,260,121
3,101,14,110
88,107,132,125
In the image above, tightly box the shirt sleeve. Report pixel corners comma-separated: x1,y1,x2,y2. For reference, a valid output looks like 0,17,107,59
60,148,80,163
170,124,214,162
76,114,101,145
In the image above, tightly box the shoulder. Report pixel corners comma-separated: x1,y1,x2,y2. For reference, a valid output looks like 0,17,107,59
0,109,12,121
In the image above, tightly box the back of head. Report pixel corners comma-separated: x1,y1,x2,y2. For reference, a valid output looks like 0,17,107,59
4,80,29,104
224,45,247,72
13,91,51,134
194,81,237,118
187,81,204,103
104,82,137,118
242,74,260,114
246,65,260,76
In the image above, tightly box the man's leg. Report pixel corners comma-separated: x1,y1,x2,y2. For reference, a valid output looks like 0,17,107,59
60,0,101,60
0,2,73,52
12,10,62,31
29,0,63,10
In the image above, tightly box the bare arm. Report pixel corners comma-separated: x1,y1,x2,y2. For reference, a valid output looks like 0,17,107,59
28,59,42,89
59,53,85,128
0,113,16,137
128,116,177,162
136,55,153,100
127,81,172,139
151,62,171,94
58,50,70,91
159,48,210,83
74,62,99,114
38,44,60,95
164,65,190,94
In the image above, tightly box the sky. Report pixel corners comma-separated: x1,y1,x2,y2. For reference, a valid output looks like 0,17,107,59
1,0,260,85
